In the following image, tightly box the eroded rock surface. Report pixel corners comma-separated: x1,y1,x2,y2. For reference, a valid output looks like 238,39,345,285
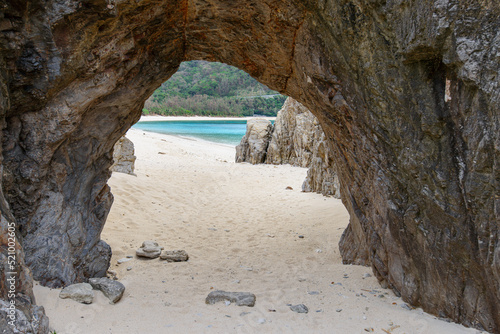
160,250,189,262
59,283,94,304
235,119,274,164
205,291,256,307
236,97,341,198
111,136,136,175
267,98,320,167
89,277,125,304
136,241,163,259
0,0,498,332
266,97,340,198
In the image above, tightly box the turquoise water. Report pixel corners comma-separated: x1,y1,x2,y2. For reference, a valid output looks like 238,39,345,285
132,120,248,146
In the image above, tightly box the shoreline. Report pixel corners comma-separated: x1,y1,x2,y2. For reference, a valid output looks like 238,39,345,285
131,128,239,148
138,115,277,122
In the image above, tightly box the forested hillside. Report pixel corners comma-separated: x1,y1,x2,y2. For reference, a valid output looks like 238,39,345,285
143,61,286,117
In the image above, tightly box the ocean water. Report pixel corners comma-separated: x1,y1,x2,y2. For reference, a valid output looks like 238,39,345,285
132,120,249,146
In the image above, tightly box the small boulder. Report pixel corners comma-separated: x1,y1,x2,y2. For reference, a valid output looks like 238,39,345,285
205,291,256,307
59,283,94,304
89,277,125,304
160,250,189,262
290,304,308,313
136,240,163,258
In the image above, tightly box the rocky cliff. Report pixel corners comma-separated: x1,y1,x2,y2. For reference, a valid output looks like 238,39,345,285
237,97,341,198
267,97,340,197
235,119,274,164
111,136,136,175
0,0,498,332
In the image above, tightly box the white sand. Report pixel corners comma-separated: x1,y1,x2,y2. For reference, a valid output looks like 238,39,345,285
34,129,485,334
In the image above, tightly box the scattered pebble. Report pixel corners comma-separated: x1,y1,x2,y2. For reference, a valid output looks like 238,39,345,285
136,241,163,259
308,291,320,295
160,250,189,262
285,186,293,190
315,249,322,253
257,318,266,324
126,255,133,258
126,267,132,271
240,312,251,317
364,328,374,332
363,273,372,278
117,258,131,264
290,304,309,314
401,303,413,311
89,277,125,304
298,235,304,239
316,309,323,313
205,291,256,307
208,228,217,231
336,309,342,312
267,234,275,238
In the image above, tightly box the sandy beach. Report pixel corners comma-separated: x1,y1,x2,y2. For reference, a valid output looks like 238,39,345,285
33,128,485,334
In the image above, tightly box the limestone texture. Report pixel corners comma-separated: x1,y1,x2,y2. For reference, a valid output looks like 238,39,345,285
290,304,309,314
89,277,125,304
0,0,498,332
205,291,256,307
59,283,94,304
136,241,163,259
160,250,189,262
236,97,341,198
111,136,136,175
235,119,274,164
266,97,341,198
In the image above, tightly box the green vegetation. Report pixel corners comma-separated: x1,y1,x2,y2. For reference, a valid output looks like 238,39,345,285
144,61,287,117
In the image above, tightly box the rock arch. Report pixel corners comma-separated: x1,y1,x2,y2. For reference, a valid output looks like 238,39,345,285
0,0,498,332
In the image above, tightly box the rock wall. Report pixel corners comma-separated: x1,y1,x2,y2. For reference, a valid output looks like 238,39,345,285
301,145,340,198
111,136,136,175
266,97,340,198
0,0,498,332
235,119,274,164
237,97,341,198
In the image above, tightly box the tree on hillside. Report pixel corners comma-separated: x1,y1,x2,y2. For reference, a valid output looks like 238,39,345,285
144,61,287,117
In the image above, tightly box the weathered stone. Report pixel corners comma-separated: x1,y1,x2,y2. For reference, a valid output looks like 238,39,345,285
266,98,318,167
238,97,341,198
117,258,131,264
205,291,256,307
290,304,309,314
136,241,163,259
0,0,498,331
0,299,49,334
235,119,273,164
59,283,94,304
266,97,341,198
160,250,189,262
110,136,136,175
89,277,125,304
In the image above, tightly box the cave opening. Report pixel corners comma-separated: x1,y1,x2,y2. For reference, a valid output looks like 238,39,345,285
2,0,498,332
